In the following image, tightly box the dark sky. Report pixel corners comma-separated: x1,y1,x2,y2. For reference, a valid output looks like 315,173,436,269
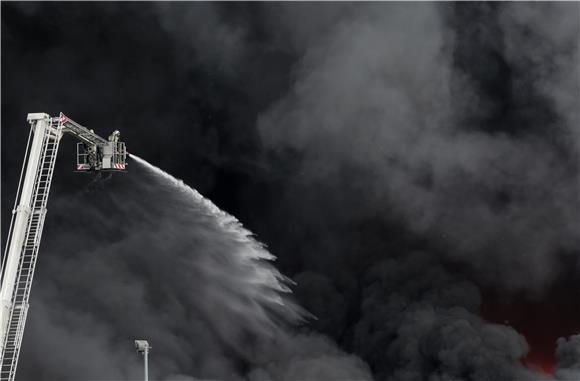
2,2,580,380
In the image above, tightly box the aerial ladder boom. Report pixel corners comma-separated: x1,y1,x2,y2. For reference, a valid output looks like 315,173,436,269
0,113,127,380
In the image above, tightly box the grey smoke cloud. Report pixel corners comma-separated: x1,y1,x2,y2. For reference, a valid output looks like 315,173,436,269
254,2,579,379
352,251,540,381
258,2,579,292
156,3,247,77
17,162,371,380
2,2,578,380
499,2,579,151
555,335,580,380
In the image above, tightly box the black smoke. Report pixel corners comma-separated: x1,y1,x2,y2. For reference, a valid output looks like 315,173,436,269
2,2,579,380
16,160,372,380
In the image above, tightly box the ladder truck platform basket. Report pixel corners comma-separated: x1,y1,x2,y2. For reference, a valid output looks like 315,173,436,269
0,113,128,381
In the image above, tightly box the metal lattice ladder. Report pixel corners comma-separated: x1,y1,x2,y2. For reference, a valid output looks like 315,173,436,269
0,122,61,380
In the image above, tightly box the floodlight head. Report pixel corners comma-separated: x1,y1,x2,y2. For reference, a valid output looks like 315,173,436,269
134,339,150,354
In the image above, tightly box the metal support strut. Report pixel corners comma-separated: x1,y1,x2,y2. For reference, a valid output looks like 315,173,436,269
0,113,127,381
0,114,62,380
134,340,151,381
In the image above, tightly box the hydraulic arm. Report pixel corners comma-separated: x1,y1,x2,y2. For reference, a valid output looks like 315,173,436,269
0,113,127,380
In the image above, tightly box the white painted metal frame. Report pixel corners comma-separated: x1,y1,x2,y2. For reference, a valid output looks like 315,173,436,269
0,114,62,381
0,113,126,380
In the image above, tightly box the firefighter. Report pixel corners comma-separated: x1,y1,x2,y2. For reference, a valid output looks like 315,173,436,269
85,144,98,169
108,130,120,143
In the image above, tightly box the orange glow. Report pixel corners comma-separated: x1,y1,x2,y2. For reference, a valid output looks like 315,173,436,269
479,284,580,378
523,353,554,375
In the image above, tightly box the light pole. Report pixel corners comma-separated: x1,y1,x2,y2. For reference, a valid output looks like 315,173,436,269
134,340,151,381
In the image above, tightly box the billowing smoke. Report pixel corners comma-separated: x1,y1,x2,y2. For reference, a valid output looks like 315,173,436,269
555,335,580,380
17,159,371,380
258,2,579,292
253,2,580,379
2,2,579,380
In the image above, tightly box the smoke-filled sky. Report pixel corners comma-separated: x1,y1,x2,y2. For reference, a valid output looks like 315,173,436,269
1,2,579,380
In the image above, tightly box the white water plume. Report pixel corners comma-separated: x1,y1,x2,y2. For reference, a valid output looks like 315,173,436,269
19,153,312,380
130,153,304,320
